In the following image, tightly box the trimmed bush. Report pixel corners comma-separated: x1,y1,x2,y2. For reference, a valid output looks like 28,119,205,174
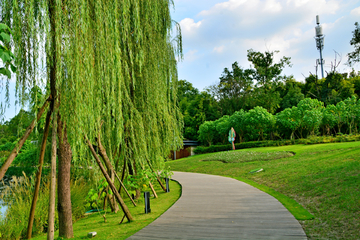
193,135,360,154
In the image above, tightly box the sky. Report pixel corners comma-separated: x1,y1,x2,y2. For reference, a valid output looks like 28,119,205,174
1,0,360,121
171,0,360,91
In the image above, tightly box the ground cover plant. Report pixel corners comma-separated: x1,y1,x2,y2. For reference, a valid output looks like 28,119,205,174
167,142,360,240
32,180,181,240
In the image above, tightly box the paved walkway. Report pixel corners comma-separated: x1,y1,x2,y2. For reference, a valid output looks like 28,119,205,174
128,172,307,240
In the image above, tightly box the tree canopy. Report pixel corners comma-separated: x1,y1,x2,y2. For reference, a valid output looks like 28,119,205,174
1,0,183,167
1,0,183,237
348,22,360,66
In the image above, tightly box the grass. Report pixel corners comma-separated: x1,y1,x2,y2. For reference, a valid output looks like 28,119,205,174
201,150,294,163
32,180,181,240
167,142,360,240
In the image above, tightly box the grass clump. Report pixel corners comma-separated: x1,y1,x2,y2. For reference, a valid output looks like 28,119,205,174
201,150,294,163
32,180,181,240
167,142,360,240
0,173,90,239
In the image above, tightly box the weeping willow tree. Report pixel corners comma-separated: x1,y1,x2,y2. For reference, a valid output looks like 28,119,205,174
0,0,182,238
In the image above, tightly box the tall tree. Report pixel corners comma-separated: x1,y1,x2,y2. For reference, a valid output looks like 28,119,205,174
304,72,355,105
216,62,253,114
347,22,360,66
178,80,220,140
247,49,291,87
247,49,292,113
1,0,182,238
279,77,305,111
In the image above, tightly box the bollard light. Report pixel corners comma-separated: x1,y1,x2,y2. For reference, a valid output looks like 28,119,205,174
165,177,170,192
144,191,151,214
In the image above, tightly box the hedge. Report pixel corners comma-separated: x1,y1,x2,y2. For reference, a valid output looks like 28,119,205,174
193,135,360,154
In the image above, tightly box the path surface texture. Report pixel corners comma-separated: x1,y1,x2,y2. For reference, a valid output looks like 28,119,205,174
128,171,307,240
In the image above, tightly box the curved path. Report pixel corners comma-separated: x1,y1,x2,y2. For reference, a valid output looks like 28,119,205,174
128,172,307,240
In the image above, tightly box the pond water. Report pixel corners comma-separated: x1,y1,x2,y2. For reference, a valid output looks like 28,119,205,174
0,199,7,218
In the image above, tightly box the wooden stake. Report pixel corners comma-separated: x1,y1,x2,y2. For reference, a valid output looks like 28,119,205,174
27,108,52,239
146,159,166,192
85,136,133,222
0,98,50,181
97,136,119,212
118,159,126,193
97,136,135,207
119,215,126,224
114,171,137,206
149,182,158,198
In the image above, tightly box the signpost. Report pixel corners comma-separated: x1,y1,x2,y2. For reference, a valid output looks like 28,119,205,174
228,127,236,150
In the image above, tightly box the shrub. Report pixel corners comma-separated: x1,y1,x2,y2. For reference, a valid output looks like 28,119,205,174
193,135,360,154
0,142,15,151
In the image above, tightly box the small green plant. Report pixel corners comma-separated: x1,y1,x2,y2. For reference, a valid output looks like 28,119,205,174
124,168,157,194
160,166,173,179
85,178,111,210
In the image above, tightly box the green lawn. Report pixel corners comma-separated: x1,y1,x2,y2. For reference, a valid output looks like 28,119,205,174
167,142,360,240
32,180,181,240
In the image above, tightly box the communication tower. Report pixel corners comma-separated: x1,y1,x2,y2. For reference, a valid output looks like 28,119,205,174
315,15,325,78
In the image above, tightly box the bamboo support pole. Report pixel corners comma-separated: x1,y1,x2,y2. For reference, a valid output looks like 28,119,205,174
114,170,137,206
149,182,158,198
146,159,166,192
85,136,133,222
27,108,52,239
0,98,50,181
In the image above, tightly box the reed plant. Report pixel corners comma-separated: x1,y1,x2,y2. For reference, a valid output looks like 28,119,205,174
0,172,90,239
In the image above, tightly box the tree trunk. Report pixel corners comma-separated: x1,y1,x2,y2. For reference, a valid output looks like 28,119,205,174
0,99,50,181
57,117,74,239
97,137,119,212
86,136,133,222
26,109,52,239
48,0,72,236
47,111,57,240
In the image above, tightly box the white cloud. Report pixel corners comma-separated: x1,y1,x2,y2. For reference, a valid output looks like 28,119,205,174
174,0,358,90
263,0,283,13
179,18,202,35
213,45,225,53
350,6,360,16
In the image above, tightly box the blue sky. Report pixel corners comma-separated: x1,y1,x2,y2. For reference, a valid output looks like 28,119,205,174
171,0,360,91
1,0,360,121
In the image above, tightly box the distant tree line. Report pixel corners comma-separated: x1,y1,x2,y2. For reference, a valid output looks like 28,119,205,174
197,96,360,146
179,58,360,143
179,22,360,143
